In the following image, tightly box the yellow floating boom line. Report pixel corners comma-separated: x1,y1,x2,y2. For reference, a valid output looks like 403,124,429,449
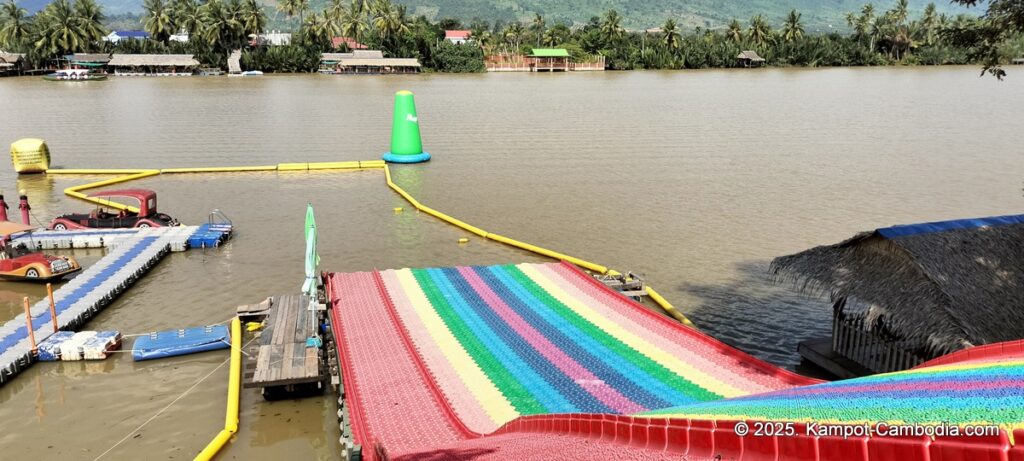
48,163,692,326
194,317,242,461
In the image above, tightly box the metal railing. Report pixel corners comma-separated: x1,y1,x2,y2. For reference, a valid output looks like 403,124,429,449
832,308,925,373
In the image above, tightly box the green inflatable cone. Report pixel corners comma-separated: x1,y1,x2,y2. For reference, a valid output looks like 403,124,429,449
382,90,431,163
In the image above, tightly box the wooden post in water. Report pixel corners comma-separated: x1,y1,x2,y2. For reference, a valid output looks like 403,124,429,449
47,283,57,333
24,297,37,353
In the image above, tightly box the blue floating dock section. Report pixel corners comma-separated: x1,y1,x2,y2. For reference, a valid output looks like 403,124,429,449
132,325,230,361
0,225,232,386
187,223,234,248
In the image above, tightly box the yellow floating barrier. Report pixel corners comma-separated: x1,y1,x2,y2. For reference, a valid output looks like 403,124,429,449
276,163,309,171
646,286,695,327
47,168,153,175
48,161,694,327
194,317,241,461
394,207,403,213
162,166,277,173
307,161,362,170
458,238,469,244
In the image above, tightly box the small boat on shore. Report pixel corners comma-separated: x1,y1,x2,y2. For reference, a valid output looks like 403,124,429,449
43,68,107,81
229,70,264,77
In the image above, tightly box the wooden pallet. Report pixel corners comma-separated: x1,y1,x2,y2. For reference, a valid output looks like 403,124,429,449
244,294,322,388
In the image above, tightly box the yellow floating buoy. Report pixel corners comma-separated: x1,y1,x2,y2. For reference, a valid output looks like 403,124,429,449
11,138,50,174
458,238,469,244
246,321,264,332
394,207,403,213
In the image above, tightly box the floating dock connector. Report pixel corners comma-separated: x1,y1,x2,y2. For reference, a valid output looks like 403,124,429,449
382,91,431,164
10,138,50,174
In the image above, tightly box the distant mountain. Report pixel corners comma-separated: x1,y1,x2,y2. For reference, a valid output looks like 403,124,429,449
18,0,985,30
397,0,985,30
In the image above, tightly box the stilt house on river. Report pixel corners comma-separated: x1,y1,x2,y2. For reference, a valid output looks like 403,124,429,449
319,50,421,74
771,214,1024,378
737,50,766,67
0,53,25,76
107,54,200,76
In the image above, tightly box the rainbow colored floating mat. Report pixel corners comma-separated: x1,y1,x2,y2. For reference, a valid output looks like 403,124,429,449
327,262,1024,460
642,357,1024,437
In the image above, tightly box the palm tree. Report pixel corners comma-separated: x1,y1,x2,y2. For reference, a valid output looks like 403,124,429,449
171,0,202,36
200,0,243,50
33,0,85,54
747,14,770,46
726,19,743,43
502,22,524,50
661,18,680,51
300,11,336,46
74,0,107,46
782,9,803,43
339,3,367,43
277,0,308,25
325,0,346,23
239,0,265,37
0,1,32,50
531,13,544,46
600,9,624,45
920,2,938,46
892,0,909,25
143,0,174,42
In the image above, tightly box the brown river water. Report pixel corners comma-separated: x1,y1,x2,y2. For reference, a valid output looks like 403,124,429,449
0,67,1021,459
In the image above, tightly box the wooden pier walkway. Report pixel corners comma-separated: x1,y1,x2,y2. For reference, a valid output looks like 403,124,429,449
243,294,324,394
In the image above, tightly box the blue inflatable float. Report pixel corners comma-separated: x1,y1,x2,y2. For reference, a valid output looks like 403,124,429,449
132,325,231,361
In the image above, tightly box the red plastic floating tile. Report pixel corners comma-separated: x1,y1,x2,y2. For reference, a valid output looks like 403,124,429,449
714,420,744,460
930,433,1010,461
818,435,868,461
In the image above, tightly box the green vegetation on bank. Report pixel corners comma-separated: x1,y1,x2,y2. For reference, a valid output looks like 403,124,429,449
1,0,1021,74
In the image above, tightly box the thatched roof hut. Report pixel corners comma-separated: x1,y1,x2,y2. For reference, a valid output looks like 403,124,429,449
108,54,200,67
0,52,24,67
69,53,111,65
737,50,766,67
771,214,1024,358
319,50,420,74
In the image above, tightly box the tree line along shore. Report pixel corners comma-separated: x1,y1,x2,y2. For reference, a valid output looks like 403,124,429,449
1,0,1022,74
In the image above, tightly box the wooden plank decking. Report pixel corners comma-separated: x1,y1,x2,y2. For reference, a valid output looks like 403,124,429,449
244,294,321,388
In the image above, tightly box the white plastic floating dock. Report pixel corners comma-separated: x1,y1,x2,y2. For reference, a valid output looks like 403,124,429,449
0,225,233,385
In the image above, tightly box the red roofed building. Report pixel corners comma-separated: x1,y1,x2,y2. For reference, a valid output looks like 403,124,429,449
331,36,368,50
444,30,472,45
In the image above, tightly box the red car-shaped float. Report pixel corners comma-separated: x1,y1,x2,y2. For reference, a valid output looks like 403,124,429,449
0,222,81,282
49,189,179,230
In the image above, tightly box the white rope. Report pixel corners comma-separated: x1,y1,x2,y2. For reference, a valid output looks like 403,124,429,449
91,335,256,460
91,356,229,460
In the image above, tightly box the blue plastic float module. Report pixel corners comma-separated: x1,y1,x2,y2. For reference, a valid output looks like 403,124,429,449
187,223,233,248
37,331,76,361
37,330,121,361
132,325,230,361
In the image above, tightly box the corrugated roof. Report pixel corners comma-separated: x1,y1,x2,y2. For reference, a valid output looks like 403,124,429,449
445,30,471,39
529,48,570,58
108,54,200,66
